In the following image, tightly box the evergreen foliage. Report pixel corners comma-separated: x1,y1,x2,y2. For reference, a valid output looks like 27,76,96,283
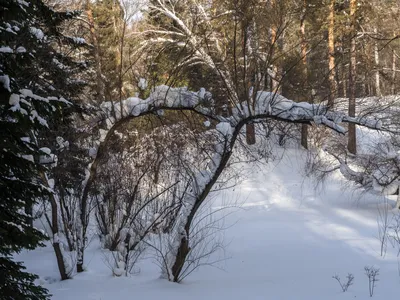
0,0,85,297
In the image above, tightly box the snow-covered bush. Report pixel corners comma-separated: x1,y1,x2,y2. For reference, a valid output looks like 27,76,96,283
306,96,400,210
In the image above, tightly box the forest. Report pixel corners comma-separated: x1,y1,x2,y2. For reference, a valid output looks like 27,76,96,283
1,0,400,299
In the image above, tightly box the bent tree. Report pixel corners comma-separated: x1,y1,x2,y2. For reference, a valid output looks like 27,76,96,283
78,85,383,282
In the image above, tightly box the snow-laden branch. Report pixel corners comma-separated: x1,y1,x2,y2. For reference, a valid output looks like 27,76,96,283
94,86,385,140
320,131,400,209
99,85,215,129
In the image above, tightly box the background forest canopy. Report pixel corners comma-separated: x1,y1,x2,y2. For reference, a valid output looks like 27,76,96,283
1,0,400,299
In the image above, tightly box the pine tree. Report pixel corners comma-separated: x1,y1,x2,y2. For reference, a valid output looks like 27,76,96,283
0,0,84,297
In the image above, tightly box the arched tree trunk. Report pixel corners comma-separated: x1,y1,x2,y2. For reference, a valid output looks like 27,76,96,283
83,87,382,281
169,126,239,282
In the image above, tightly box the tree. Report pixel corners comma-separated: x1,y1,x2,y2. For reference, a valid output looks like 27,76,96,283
328,0,337,107
86,83,383,282
142,0,296,145
300,0,310,149
348,0,358,154
0,0,85,291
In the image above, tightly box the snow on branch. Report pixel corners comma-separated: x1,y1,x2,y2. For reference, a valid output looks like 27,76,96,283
100,85,215,125
98,86,383,134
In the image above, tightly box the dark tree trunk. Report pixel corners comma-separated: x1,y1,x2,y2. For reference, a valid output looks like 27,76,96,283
301,124,308,149
40,172,69,280
246,123,256,145
171,236,190,282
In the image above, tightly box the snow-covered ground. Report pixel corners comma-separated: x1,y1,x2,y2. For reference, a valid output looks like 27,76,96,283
18,148,400,299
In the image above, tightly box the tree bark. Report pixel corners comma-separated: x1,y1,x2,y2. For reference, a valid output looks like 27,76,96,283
347,0,357,154
246,123,256,145
25,203,33,227
270,0,280,94
374,27,381,96
86,1,105,104
396,187,400,210
328,0,337,107
169,131,238,282
40,173,69,280
300,0,309,149
392,47,396,95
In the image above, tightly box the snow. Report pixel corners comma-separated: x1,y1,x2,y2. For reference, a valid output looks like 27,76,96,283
39,147,52,155
6,27,17,34
70,37,86,44
17,0,29,7
98,87,381,141
0,74,11,91
17,147,400,299
5,221,25,233
0,46,13,53
138,78,147,90
20,89,48,102
88,147,97,158
100,85,214,120
16,46,26,53
30,110,48,127
53,58,66,70
21,154,34,162
215,122,232,136
30,27,45,41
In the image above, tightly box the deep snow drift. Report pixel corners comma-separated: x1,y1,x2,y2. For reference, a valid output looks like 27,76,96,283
18,148,400,299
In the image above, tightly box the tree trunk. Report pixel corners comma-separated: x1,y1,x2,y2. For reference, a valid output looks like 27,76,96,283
40,173,69,280
374,27,381,96
53,240,69,281
270,0,280,94
76,232,85,273
300,0,309,149
301,125,308,149
117,18,127,117
243,21,256,146
392,47,396,95
341,59,347,98
25,202,33,227
169,123,242,282
328,0,337,107
396,187,400,210
86,1,105,104
171,235,190,282
246,123,256,145
396,185,400,209
348,0,357,155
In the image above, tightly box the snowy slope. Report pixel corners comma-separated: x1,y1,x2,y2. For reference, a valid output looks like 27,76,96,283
18,148,400,299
